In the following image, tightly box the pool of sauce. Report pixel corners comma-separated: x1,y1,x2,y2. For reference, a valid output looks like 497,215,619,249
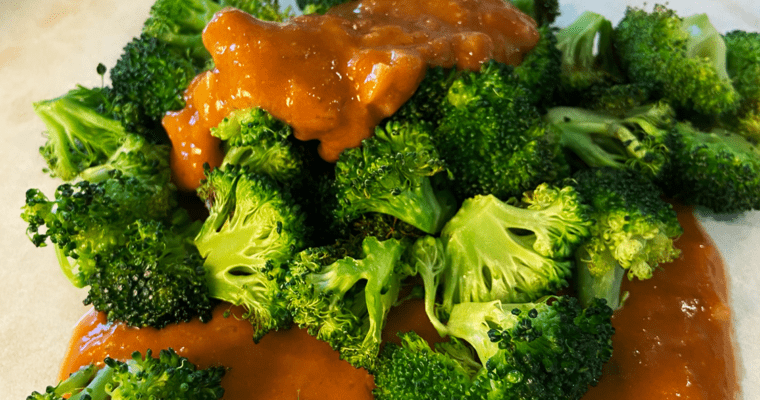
58,207,738,399
163,0,539,190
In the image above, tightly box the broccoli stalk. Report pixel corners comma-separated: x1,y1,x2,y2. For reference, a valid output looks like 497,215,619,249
283,236,414,371
26,349,225,400
194,164,307,341
373,296,615,400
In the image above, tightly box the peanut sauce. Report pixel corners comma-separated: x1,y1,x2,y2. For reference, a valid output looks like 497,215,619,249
57,208,738,399
163,0,539,191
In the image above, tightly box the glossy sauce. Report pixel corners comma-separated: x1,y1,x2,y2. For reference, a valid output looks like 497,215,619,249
58,208,738,399
163,0,539,190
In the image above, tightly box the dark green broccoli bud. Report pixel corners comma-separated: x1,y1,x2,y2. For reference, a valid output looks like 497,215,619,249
143,0,292,63
334,119,456,234
22,164,179,288
84,217,214,328
33,86,126,181
282,236,413,371
554,11,620,101
514,25,563,110
661,122,760,213
375,297,614,400
461,297,614,400
109,35,204,143
26,349,225,400
544,102,676,178
296,0,350,15
614,5,739,116
195,164,307,341
435,60,568,200
388,66,456,127
509,0,559,26
568,168,682,309
434,185,591,316
373,333,478,400
723,30,760,142
211,107,304,184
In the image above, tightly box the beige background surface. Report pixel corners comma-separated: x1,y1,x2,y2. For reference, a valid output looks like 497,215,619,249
1,0,758,398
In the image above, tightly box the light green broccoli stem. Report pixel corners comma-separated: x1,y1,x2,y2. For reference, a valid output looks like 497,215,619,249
576,246,627,309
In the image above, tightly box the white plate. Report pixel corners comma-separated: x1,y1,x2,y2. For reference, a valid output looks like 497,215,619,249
0,0,757,398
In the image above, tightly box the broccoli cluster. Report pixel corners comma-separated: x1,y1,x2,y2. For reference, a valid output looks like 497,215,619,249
21,0,760,399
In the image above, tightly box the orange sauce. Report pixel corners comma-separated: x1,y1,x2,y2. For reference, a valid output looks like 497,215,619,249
163,0,539,190
57,207,739,399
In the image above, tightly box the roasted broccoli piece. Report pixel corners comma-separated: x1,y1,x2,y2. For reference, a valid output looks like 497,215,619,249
614,5,739,116
143,0,292,63
661,122,760,213
282,235,413,371
544,102,676,178
33,86,126,181
333,119,456,234
427,184,590,319
569,167,682,309
26,349,225,400
108,35,204,143
194,164,307,341
211,107,304,184
374,296,614,400
434,60,568,200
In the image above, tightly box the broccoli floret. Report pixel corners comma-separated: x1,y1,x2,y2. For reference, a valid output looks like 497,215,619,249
569,168,682,309
143,0,293,63
373,333,478,400
544,102,676,178
296,0,350,15
514,25,563,110
509,0,560,27
614,5,739,117
33,86,126,181
334,119,456,234
27,349,225,400
435,60,568,200
374,296,614,400
430,184,590,318
108,35,204,143
661,122,760,213
723,30,760,142
388,66,455,127
194,164,307,341
211,107,304,184
282,235,413,371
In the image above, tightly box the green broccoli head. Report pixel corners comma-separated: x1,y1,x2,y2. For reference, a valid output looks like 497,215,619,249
83,217,214,328
569,167,682,309
388,66,455,127
723,30,760,142
513,25,563,110
296,0,350,15
27,349,226,400
143,0,292,63
614,5,739,116
195,164,307,341
509,0,560,26
109,35,203,143
334,119,456,234
437,185,591,315
373,333,478,400
662,122,760,213
212,107,304,184
544,102,676,178
33,86,126,181
282,236,413,371
435,60,568,200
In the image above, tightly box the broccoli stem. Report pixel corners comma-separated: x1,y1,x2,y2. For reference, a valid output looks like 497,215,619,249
576,247,627,310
